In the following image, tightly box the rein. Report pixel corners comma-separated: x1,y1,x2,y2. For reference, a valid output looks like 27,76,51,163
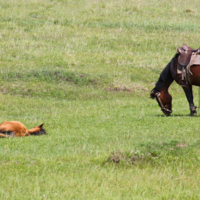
155,92,172,113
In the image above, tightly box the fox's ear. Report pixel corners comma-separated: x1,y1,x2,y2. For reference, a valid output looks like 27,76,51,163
38,123,44,128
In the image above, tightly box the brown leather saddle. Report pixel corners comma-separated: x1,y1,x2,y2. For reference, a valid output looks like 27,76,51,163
177,43,200,66
177,44,200,85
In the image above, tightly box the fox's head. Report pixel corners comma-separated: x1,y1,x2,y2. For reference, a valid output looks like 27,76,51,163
28,123,47,135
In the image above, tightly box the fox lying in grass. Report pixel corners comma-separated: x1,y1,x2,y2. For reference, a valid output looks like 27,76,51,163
0,121,47,138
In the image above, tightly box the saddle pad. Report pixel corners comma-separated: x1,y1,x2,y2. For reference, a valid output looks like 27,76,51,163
188,54,200,66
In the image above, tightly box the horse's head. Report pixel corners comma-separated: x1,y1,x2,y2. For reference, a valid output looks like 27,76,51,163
150,88,172,116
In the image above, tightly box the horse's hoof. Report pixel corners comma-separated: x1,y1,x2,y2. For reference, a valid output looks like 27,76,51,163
190,107,197,116
189,111,197,117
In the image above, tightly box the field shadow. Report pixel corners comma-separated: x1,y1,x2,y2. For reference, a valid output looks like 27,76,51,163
148,114,199,117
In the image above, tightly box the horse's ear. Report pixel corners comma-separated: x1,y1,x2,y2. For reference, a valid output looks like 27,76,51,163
150,91,156,99
38,123,44,128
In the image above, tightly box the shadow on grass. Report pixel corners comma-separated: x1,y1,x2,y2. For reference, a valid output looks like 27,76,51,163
147,114,199,117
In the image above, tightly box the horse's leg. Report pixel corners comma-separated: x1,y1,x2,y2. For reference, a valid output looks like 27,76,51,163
182,85,197,116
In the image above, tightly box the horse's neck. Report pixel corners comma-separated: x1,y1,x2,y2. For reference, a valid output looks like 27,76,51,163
155,57,176,92
155,79,172,94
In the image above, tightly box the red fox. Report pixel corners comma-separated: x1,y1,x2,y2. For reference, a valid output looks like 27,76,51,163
0,121,46,138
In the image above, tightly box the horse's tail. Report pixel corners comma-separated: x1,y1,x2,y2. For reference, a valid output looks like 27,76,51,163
28,123,47,136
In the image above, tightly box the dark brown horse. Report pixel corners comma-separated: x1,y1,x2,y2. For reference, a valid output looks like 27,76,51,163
150,44,200,116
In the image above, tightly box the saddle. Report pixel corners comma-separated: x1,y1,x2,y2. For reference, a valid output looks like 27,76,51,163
177,44,200,85
177,43,200,66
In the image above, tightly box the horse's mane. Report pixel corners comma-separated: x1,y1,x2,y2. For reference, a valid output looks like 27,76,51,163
153,53,178,92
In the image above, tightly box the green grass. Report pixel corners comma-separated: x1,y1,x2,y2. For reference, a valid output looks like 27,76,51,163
1,0,200,199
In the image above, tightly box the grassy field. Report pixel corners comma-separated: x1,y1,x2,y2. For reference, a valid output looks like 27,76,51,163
1,0,200,199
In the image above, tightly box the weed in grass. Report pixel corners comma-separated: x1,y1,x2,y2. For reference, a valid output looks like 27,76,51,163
105,140,200,168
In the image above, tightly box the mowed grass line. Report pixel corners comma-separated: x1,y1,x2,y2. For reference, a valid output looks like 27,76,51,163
0,0,200,199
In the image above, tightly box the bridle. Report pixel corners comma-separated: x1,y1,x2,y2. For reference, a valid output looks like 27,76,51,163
155,92,172,114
